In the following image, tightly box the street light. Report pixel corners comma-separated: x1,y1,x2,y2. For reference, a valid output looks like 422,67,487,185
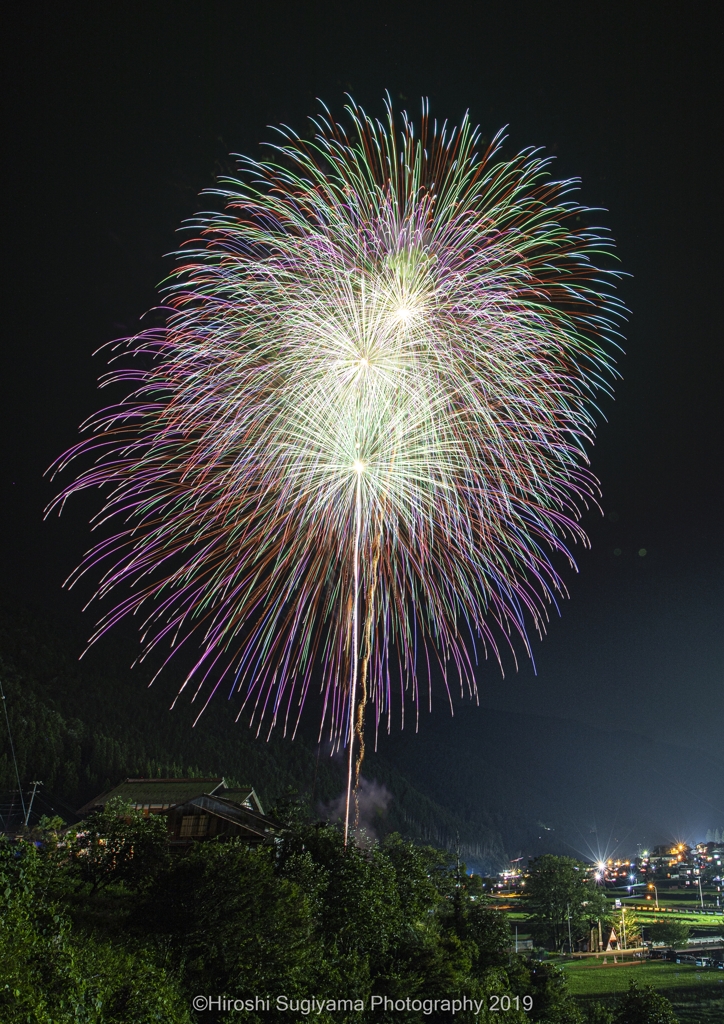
648,883,659,910
697,875,704,909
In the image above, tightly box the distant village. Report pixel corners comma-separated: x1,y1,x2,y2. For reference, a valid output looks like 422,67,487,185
491,840,724,906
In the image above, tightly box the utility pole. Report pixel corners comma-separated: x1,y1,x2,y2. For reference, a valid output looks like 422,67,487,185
621,906,627,950
697,875,704,909
567,903,573,954
23,781,42,828
1,678,26,824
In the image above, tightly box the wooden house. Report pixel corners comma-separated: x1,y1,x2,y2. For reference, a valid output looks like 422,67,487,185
77,777,277,847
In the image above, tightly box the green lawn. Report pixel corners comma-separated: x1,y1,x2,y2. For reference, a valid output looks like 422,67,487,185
492,894,724,1017
668,993,724,1024
505,910,530,923
562,960,724,1022
636,909,723,927
562,959,724,998
497,896,723,930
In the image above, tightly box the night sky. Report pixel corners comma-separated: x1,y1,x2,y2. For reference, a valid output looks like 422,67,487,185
3,5,722,832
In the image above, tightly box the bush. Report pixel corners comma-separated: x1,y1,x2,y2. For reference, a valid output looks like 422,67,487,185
2,818,599,1024
645,919,691,948
0,838,190,1023
612,980,679,1023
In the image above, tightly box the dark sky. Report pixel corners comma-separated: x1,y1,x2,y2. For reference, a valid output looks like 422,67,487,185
3,4,722,770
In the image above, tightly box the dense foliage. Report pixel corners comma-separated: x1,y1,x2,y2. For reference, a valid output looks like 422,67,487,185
0,829,190,1023
612,981,681,1024
526,856,609,952
645,919,691,948
0,813,682,1024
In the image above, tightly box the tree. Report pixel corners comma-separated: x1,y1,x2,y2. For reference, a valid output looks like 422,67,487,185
132,824,538,1023
584,1005,614,1024
609,908,641,948
134,838,328,1019
645,919,691,948
4,805,594,1024
67,797,169,894
525,855,606,951
612,981,679,1023
516,961,585,1023
466,904,513,971
0,837,190,1023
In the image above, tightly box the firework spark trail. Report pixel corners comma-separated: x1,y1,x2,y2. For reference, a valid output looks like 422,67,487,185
344,465,362,847
48,97,625,841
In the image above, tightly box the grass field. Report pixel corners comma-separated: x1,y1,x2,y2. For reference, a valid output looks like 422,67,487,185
494,894,724,1017
561,960,724,1022
563,960,723,994
668,993,724,1024
636,909,723,927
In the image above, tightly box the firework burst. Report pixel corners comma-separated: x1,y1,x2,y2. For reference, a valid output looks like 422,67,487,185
49,97,624,835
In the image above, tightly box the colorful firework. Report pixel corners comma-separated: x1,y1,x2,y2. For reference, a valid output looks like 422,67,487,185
49,98,624,835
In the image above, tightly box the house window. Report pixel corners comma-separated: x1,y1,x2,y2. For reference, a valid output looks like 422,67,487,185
180,815,209,837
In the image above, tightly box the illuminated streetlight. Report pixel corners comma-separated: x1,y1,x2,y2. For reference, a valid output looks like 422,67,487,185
648,883,659,910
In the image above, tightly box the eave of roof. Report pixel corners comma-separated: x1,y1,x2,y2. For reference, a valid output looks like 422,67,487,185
77,777,225,815
182,794,279,836
219,786,264,813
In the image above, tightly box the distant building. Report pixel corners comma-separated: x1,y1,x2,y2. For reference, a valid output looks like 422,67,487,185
77,777,277,847
645,843,690,879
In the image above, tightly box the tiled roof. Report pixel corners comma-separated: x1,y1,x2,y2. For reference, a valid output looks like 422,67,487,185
181,794,278,840
77,777,225,815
